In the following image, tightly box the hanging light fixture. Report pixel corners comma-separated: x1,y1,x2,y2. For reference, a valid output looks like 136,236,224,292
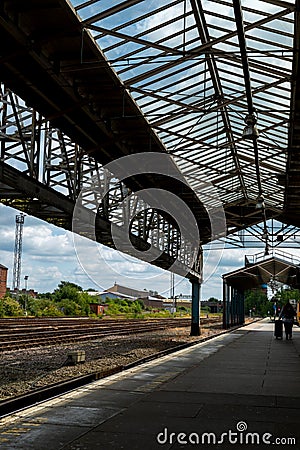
255,194,265,209
242,113,259,140
262,227,268,240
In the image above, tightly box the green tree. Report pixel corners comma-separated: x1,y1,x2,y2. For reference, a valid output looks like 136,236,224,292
244,289,269,317
53,281,82,303
105,298,122,315
278,288,300,304
77,291,94,315
105,298,145,316
134,299,145,310
42,303,63,317
27,298,60,317
207,297,219,303
50,282,94,316
57,299,81,316
0,300,4,318
38,292,54,300
1,297,24,316
132,300,143,314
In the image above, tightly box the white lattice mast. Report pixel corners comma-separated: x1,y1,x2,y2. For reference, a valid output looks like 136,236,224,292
12,213,25,291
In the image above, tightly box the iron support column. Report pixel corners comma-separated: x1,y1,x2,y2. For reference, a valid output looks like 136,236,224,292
223,278,228,329
190,277,201,336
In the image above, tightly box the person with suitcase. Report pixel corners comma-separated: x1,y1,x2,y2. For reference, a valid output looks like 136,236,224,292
279,300,296,340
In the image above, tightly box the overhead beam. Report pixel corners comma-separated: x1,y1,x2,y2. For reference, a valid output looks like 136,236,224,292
232,0,270,250
232,0,255,115
191,0,248,202
283,0,300,224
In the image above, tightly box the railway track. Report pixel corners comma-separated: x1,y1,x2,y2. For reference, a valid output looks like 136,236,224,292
0,317,221,351
0,322,230,418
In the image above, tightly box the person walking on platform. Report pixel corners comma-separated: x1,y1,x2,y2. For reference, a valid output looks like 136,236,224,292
279,300,296,340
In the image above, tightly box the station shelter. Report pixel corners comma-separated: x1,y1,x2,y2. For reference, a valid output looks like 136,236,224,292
222,252,300,328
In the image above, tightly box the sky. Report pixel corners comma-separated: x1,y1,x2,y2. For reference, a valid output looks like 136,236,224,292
0,202,261,300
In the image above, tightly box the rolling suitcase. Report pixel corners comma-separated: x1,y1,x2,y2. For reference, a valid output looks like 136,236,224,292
274,319,283,339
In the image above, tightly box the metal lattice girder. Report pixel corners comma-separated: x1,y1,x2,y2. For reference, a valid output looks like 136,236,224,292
0,86,41,178
207,219,300,250
0,84,203,279
0,85,94,202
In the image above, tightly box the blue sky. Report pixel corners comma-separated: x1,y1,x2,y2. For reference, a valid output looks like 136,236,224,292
0,203,256,299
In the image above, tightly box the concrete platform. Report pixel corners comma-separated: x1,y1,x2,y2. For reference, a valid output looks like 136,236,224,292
1,320,300,449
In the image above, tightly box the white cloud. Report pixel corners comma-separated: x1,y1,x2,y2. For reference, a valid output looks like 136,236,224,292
24,226,73,257
0,204,179,294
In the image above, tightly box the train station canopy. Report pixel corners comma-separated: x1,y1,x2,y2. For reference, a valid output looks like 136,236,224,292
223,251,300,291
1,0,299,247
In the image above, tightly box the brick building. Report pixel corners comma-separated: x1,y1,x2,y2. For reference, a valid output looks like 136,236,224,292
89,303,108,315
0,264,8,298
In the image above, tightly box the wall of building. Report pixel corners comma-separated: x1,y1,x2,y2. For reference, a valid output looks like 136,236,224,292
107,283,148,299
89,303,107,315
0,265,8,299
142,297,164,308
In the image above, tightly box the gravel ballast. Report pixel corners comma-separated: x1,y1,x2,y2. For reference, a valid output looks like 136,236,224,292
0,325,223,401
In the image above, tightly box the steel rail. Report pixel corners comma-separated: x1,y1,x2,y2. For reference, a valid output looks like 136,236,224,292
0,318,221,351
